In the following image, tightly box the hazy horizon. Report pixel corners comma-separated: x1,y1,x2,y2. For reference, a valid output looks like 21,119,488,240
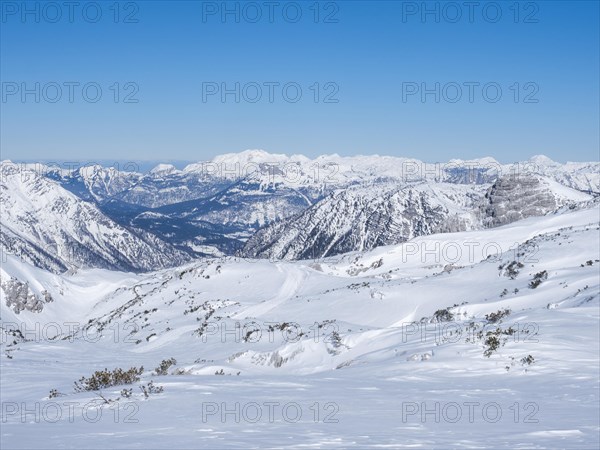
4,149,598,172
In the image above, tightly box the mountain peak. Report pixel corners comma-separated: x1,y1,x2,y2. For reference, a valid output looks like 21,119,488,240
150,163,178,175
446,156,500,166
529,154,557,166
211,149,310,166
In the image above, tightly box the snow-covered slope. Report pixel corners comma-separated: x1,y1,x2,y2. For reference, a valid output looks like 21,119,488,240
242,182,484,260
1,205,598,448
241,176,593,260
0,165,190,273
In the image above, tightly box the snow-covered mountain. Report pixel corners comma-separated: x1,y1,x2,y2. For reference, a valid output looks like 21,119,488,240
1,204,598,448
1,153,598,448
36,150,600,209
241,175,593,260
241,182,485,260
3,152,598,266
0,165,190,273
526,155,600,193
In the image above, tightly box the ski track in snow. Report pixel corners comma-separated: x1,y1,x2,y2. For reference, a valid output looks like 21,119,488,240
232,264,308,320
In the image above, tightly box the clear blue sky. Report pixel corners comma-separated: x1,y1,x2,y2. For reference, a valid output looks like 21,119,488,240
1,0,599,163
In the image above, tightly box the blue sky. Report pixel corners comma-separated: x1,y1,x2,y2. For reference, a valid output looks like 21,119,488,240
1,0,599,163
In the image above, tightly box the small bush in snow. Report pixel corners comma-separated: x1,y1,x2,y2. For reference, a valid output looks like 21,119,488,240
499,261,524,279
485,308,511,324
154,358,177,376
483,334,501,357
521,355,535,365
432,308,454,322
49,389,63,399
140,381,163,398
330,331,342,348
529,270,548,289
74,366,144,392
121,388,133,398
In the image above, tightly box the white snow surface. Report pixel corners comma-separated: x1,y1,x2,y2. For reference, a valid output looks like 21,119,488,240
1,205,599,448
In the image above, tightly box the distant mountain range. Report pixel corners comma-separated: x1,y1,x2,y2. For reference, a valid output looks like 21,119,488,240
2,151,598,271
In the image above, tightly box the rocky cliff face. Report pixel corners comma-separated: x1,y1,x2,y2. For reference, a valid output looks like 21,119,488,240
480,175,591,228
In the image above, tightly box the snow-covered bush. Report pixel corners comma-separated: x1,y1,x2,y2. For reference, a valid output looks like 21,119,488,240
432,308,454,322
74,366,144,392
485,308,511,324
154,358,177,375
500,261,524,279
521,355,535,365
140,381,163,398
529,270,548,289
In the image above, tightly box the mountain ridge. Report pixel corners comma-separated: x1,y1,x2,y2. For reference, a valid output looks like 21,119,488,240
2,153,598,270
